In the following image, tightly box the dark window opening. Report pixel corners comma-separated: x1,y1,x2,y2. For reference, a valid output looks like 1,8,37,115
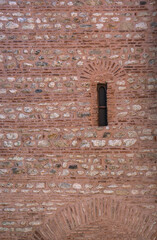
97,83,108,126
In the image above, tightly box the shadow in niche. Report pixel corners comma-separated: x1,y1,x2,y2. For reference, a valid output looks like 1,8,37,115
30,196,156,240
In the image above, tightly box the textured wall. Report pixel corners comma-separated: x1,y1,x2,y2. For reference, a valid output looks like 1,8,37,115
0,0,157,239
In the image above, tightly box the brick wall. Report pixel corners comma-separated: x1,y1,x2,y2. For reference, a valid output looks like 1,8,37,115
0,0,157,239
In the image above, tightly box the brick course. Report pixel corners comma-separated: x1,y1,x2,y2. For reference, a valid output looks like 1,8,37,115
0,0,157,239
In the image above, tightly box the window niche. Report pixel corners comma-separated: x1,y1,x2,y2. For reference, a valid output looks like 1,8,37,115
97,83,108,126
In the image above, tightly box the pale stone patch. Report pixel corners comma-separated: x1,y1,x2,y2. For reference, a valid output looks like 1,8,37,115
5,22,19,29
48,82,55,88
135,166,149,171
16,228,32,232
0,114,6,119
36,183,45,188
96,24,103,29
38,140,50,147
50,113,59,118
4,141,13,148
0,34,6,40
19,113,28,119
24,107,33,113
132,105,142,111
140,136,153,140
111,17,119,21
73,183,82,189
99,17,108,22
117,112,128,118
6,133,18,139
135,22,147,29
9,1,17,5
91,140,106,147
103,190,114,194
81,140,90,148
22,24,35,30
123,139,137,147
108,140,122,146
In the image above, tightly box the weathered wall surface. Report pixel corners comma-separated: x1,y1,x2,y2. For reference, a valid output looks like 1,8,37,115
0,0,157,239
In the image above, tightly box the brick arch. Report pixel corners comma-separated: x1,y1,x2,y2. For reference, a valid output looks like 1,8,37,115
31,196,156,240
79,60,127,126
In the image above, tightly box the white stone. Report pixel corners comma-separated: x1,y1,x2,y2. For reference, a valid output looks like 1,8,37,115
16,228,32,232
6,133,18,139
26,184,34,188
81,140,90,148
123,139,137,147
22,24,35,29
135,166,149,171
48,82,55,88
4,208,15,212
55,23,61,29
29,221,41,226
135,22,147,29
8,77,15,82
9,156,23,161
111,17,119,21
0,114,6,119
0,89,6,94
132,105,142,111
127,172,137,176
6,22,19,29
116,80,125,85
131,190,139,195
108,140,122,147
88,171,99,176
116,171,124,176
36,183,45,188
105,34,112,38
63,113,70,117
99,17,108,22
50,113,59,118
117,112,128,118
61,169,69,176
109,55,119,59
72,140,77,146
9,1,17,5
103,190,114,194
118,86,126,91
0,169,8,174
24,107,33,113
38,140,50,147
0,23,3,29
4,141,13,148
140,136,153,140
125,60,137,65
149,114,157,120
128,131,137,137
96,24,103,29
91,140,106,147
19,113,28,119
108,184,118,188
85,184,93,189
73,183,81,189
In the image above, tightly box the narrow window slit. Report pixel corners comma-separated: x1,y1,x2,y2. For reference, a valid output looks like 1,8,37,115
97,83,108,126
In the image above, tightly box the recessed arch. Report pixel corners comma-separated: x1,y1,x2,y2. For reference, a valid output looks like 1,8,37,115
79,60,128,126
30,196,157,240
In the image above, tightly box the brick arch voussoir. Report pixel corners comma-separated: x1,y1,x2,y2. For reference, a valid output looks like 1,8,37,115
79,59,126,82
31,196,155,240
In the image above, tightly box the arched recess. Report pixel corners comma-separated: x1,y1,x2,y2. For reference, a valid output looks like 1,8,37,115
30,196,157,240
79,60,127,126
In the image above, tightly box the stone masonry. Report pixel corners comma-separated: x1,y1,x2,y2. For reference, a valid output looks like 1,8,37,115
0,0,157,239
